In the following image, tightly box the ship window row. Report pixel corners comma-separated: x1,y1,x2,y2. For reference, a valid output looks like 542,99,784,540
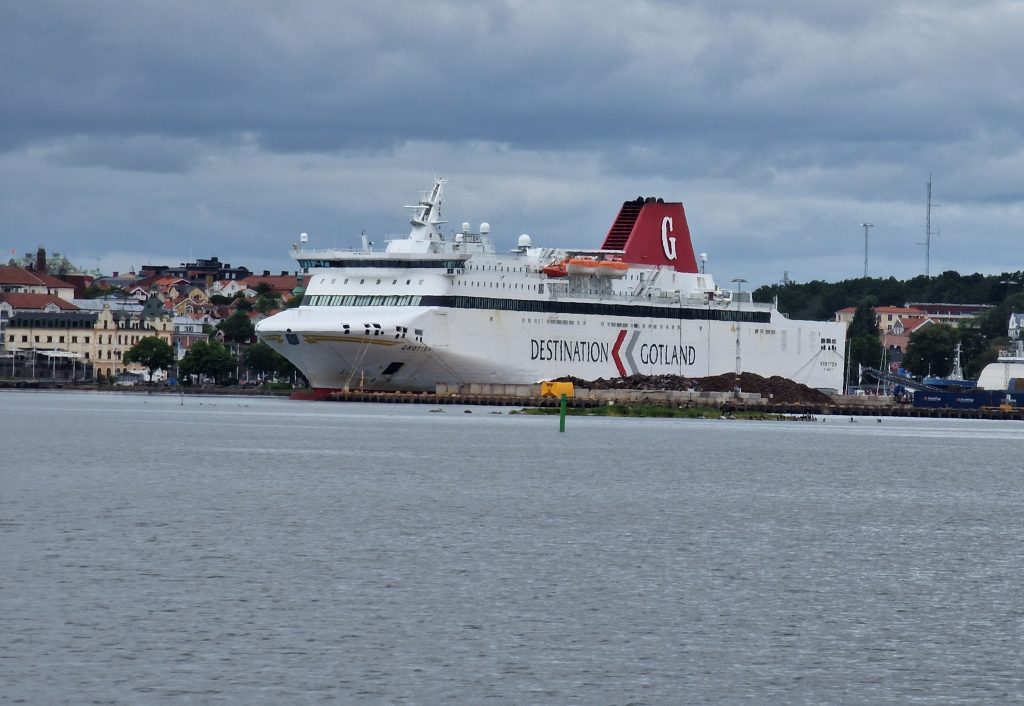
299,259,463,269
466,264,529,273
303,294,424,307
299,293,769,323
457,280,536,290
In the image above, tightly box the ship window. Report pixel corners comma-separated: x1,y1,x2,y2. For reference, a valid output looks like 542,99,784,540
406,280,411,285
360,279,365,284
376,279,381,285
344,279,349,284
331,278,336,284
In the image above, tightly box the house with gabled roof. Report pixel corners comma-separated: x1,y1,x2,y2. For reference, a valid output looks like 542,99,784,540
1008,312,1024,340
0,265,75,301
0,293,80,315
239,271,308,302
836,304,937,354
208,279,252,298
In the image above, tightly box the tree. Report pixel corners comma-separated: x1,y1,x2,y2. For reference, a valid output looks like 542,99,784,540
902,324,960,377
242,342,299,380
255,295,278,314
179,340,237,383
847,300,880,338
243,342,279,377
217,311,256,343
845,300,883,388
977,290,1024,339
123,336,175,380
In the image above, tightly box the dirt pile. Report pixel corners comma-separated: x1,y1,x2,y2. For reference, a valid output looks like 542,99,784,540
555,372,832,405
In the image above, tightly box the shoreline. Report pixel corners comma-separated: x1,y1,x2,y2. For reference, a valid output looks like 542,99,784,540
0,380,293,397
4,381,1021,420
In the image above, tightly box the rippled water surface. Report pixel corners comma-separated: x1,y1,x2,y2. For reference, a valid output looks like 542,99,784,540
3,390,1024,704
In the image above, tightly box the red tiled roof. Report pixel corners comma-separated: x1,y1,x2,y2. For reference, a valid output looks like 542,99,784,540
241,274,307,292
0,293,80,311
875,306,925,315
903,318,933,333
836,305,925,315
33,271,74,289
0,265,46,287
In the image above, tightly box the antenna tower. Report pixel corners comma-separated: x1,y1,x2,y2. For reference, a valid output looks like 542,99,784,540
925,175,935,277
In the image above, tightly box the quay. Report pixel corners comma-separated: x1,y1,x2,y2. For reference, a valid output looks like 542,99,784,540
315,383,1024,421
4,380,1020,419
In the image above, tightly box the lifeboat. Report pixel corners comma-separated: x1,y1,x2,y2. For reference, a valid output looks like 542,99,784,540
542,259,568,277
565,257,599,276
595,261,628,278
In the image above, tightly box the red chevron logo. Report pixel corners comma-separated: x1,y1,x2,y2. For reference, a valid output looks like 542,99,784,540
611,329,628,376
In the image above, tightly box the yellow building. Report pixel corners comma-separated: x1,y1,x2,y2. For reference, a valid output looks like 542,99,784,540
4,303,173,379
90,304,174,378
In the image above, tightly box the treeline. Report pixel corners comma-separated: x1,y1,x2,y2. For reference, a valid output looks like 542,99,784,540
753,270,1024,384
752,270,1024,322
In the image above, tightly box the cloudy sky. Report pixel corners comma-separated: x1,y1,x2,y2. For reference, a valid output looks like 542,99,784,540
2,0,1022,287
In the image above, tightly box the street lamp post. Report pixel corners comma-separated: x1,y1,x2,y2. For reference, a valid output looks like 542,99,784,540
731,278,747,393
861,223,874,278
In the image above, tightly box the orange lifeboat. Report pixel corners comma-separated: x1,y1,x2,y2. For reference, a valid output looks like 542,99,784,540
566,257,599,276
595,260,628,278
542,259,568,277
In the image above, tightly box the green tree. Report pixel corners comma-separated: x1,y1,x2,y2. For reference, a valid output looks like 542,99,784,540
241,342,301,383
123,336,175,380
255,295,278,314
977,290,1024,339
82,284,127,299
845,300,883,388
217,311,256,343
243,342,282,376
847,300,880,338
179,340,237,383
902,324,960,377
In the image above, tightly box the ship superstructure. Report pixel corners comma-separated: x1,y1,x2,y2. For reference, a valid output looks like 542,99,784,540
256,179,846,394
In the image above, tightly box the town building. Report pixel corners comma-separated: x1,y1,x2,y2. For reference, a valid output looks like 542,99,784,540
140,256,251,288
172,315,209,360
905,302,992,325
4,300,174,379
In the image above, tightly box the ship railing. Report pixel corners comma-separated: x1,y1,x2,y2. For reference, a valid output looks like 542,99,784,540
996,340,1024,360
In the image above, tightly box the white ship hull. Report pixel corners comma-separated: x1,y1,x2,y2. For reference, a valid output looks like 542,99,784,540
257,180,846,394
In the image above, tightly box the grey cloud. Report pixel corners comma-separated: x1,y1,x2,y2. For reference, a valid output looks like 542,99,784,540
2,1,1023,286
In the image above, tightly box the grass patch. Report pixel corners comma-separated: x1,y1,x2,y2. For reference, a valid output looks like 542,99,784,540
517,404,785,420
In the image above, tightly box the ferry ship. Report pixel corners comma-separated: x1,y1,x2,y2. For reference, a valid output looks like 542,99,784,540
256,179,846,394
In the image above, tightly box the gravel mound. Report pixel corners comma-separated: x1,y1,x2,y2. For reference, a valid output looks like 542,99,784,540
554,372,832,405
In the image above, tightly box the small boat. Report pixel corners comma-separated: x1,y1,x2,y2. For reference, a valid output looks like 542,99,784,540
565,258,599,276
595,260,628,278
541,260,568,277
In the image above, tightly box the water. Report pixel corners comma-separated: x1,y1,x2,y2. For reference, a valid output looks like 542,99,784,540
2,390,1024,704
